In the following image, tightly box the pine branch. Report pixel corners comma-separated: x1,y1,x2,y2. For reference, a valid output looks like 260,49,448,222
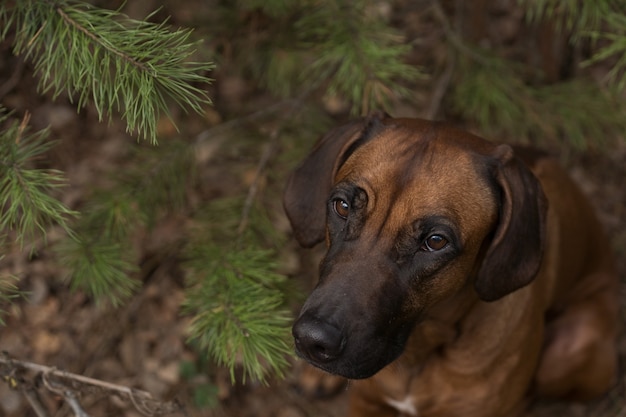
520,0,620,34
450,50,626,147
520,0,626,92
1,0,214,143
55,235,140,307
183,243,292,384
183,197,292,384
432,2,626,147
533,80,626,148
584,13,626,91
228,0,422,114
0,111,78,249
297,0,423,114
52,138,196,305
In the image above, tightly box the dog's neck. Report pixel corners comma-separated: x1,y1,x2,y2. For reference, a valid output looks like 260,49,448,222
402,283,480,367
370,286,480,405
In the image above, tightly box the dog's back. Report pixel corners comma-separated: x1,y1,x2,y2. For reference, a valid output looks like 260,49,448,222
520,150,619,400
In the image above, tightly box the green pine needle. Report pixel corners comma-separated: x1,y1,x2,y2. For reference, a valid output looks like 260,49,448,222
452,51,626,148
533,80,626,148
452,54,537,133
49,138,197,306
520,0,618,34
2,0,214,143
0,113,78,248
55,235,140,307
0,266,21,325
183,197,293,383
584,13,626,91
80,190,146,243
297,0,424,114
183,244,292,383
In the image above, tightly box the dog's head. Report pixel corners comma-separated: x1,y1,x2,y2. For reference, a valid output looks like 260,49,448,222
284,113,547,379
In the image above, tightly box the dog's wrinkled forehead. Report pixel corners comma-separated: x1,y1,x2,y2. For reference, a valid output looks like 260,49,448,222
337,124,435,182
335,123,497,238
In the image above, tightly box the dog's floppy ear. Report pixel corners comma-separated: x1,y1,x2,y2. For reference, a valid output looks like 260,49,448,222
283,112,387,247
475,145,548,302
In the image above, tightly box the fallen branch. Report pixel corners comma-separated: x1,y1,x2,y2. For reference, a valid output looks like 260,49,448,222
0,354,186,416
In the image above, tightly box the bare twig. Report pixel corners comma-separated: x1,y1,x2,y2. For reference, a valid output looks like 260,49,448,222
191,91,309,238
192,97,302,145
0,355,184,416
21,386,51,417
42,372,91,417
237,137,279,236
424,51,456,120
63,391,91,417
1,357,150,398
431,0,488,64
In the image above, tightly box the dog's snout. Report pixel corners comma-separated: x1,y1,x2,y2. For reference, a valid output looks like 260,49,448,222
293,315,344,363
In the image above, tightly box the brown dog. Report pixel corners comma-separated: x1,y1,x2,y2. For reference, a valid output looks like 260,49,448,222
283,113,619,417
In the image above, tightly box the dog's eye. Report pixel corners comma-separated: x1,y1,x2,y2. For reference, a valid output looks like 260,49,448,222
421,234,448,252
333,199,350,219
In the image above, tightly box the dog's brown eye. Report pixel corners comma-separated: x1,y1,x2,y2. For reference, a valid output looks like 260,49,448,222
333,199,350,219
421,235,448,252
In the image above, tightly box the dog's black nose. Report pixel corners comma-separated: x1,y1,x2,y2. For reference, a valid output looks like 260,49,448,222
293,316,344,363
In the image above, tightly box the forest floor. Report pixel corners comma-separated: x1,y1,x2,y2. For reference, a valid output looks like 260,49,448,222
1,1,625,417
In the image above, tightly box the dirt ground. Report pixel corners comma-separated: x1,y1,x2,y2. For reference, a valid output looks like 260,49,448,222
1,1,626,417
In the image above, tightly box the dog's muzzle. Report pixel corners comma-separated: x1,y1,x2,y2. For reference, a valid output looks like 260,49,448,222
292,313,346,364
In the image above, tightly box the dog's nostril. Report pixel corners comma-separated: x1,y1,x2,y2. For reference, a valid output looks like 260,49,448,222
293,316,344,363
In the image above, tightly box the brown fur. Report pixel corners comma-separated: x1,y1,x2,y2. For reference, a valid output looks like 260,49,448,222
284,114,619,417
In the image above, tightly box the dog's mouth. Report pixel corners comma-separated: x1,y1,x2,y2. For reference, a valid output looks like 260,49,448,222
295,343,405,380
292,312,410,379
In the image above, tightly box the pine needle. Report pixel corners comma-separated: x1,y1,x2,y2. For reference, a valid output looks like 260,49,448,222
183,243,292,384
55,235,140,307
2,0,214,143
520,0,618,34
452,51,626,148
0,267,21,325
182,196,293,383
584,13,626,91
297,0,423,114
54,138,197,304
0,112,78,248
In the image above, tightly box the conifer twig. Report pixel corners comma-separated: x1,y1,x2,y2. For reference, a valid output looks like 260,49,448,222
51,2,150,74
3,0,213,142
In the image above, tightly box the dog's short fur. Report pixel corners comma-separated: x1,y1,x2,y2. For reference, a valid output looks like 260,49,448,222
284,114,619,417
